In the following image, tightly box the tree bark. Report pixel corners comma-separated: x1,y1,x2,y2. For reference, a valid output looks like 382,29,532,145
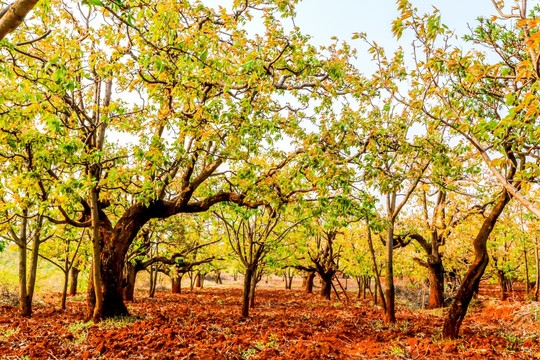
427,258,445,309
69,267,80,296
241,267,254,317
99,244,129,318
18,236,29,317
524,248,530,297
320,274,333,300
442,191,510,339
123,263,137,302
61,269,69,310
496,269,508,301
366,222,386,309
305,271,315,293
249,266,258,309
171,274,182,294
0,0,40,41
535,236,539,301
385,216,396,324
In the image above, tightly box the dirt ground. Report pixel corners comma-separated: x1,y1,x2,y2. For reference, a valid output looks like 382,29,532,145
0,283,538,359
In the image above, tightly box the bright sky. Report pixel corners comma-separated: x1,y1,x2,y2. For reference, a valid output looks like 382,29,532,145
295,0,495,44
292,0,497,72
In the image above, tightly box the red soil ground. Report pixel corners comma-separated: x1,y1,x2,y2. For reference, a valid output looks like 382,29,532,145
0,287,538,359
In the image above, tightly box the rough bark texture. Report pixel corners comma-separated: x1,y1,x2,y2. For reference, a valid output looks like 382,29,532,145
427,259,445,309
442,191,510,339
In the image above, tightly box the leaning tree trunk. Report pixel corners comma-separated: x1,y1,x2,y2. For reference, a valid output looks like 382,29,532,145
443,191,510,339
427,258,445,309
69,267,80,296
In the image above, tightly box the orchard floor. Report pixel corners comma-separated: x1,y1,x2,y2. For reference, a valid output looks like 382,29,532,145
0,287,538,359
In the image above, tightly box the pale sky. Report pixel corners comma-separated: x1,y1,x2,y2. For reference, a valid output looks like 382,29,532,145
292,0,499,73
295,0,496,44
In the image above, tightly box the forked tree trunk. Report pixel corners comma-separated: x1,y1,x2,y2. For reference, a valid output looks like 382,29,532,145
69,267,80,296
442,191,510,339
285,273,293,289
496,269,508,300
427,259,445,309
305,271,315,293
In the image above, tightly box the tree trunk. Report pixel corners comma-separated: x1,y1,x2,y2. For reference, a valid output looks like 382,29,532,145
61,270,69,310
69,267,80,296
366,221,386,310
171,274,182,294
149,266,158,298
442,191,510,339
427,259,445,309
98,245,129,319
123,263,137,302
356,276,363,298
89,187,104,322
305,271,315,293
241,268,254,317
535,236,539,301
249,266,258,308
496,269,508,300
524,248,530,297
385,216,396,324
320,274,333,300
18,240,29,317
